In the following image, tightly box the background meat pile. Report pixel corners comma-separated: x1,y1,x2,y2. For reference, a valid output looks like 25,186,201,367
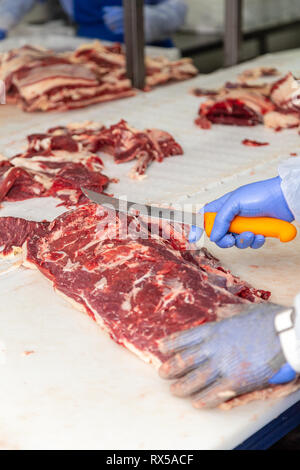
0,120,183,206
0,41,198,112
193,68,300,132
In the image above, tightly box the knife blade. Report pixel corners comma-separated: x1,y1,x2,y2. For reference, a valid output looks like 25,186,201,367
82,189,298,243
82,189,204,229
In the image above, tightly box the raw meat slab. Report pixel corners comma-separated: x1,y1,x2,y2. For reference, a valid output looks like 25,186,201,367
0,204,269,365
1,204,298,409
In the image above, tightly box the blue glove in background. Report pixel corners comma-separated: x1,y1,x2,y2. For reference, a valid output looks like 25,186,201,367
0,29,6,40
189,176,294,249
103,1,187,44
103,6,124,35
159,303,296,408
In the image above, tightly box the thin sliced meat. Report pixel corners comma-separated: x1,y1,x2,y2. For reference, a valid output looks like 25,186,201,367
0,44,134,112
0,159,44,202
237,66,279,83
33,120,183,179
72,42,197,89
1,127,109,206
0,41,197,113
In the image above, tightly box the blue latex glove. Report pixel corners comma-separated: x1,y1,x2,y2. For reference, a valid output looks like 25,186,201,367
159,303,296,408
102,6,124,35
189,176,294,249
0,29,6,40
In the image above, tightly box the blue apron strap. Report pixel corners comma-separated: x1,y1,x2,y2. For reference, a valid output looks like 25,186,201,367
74,0,123,41
74,0,105,24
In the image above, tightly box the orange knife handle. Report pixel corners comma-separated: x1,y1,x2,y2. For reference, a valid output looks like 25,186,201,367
204,212,297,242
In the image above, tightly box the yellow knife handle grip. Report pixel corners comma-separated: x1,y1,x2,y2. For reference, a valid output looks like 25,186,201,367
204,212,297,242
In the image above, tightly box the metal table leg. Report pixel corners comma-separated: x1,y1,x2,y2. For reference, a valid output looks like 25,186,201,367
123,0,145,89
224,0,243,67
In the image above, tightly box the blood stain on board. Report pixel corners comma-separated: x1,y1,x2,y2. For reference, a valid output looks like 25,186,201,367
242,139,269,147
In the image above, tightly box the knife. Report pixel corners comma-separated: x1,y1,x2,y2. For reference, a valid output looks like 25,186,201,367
82,189,204,227
82,189,297,243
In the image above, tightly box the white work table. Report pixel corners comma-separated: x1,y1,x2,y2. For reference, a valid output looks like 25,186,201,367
0,48,300,450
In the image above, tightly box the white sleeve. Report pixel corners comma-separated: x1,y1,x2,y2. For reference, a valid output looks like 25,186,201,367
278,157,300,223
144,0,187,43
0,0,36,31
275,294,300,373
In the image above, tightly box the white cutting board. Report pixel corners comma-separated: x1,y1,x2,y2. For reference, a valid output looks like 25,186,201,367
0,49,300,450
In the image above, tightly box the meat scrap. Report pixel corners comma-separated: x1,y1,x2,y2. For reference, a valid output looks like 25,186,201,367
53,120,184,179
0,128,110,207
237,66,279,83
194,72,300,131
73,119,184,180
0,206,293,408
0,42,197,112
0,157,44,202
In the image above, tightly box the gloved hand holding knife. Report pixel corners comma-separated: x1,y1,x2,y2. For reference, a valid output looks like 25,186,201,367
159,158,300,407
84,157,300,408
189,176,294,249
